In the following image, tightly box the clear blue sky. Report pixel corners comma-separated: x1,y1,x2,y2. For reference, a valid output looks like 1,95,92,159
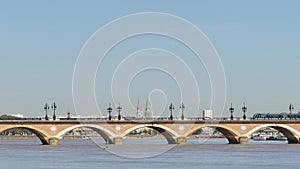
0,1,299,117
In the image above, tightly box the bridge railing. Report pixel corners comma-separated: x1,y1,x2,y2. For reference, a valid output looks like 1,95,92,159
2,116,300,122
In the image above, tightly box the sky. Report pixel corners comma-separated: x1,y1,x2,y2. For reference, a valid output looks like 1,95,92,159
0,1,300,118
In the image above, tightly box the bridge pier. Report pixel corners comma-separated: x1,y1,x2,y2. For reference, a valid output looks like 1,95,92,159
113,137,123,145
176,137,187,144
48,137,60,145
238,136,249,144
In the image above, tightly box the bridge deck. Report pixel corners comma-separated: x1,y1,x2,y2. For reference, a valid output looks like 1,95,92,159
1,119,300,145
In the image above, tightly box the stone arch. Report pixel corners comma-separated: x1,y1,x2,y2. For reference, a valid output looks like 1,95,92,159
246,124,300,144
56,124,117,143
0,126,49,145
186,125,240,144
121,124,179,144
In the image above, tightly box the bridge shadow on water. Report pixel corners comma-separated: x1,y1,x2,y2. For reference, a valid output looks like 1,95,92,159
60,137,289,146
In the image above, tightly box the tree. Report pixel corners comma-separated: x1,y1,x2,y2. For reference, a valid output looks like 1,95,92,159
0,115,22,120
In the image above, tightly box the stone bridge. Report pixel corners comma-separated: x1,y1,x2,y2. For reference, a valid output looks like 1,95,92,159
1,120,300,145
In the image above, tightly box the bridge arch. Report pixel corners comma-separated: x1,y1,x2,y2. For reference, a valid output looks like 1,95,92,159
186,125,241,144
0,126,49,145
121,124,179,144
56,124,118,143
246,124,300,143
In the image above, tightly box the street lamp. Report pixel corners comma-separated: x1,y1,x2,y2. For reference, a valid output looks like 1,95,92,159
242,102,247,120
44,103,49,120
107,103,113,120
289,104,294,119
117,103,122,121
180,102,185,120
51,102,57,120
229,103,234,120
169,103,174,120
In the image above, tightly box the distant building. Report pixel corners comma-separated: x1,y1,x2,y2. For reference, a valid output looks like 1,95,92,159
136,98,142,118
201,126,215,135
144,98,153,119
203,109,213,119
10,113,23,118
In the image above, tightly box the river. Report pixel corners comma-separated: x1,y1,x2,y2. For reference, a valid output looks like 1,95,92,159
0,138,299,169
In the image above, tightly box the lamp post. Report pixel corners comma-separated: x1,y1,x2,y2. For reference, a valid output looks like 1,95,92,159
117,103,122,121
44,103,49,120
229,103,234,120
107,103,113,120
51,102,57,120
180,102,185,120
242,102,247,120
289,104,294,119
169,103,174,120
